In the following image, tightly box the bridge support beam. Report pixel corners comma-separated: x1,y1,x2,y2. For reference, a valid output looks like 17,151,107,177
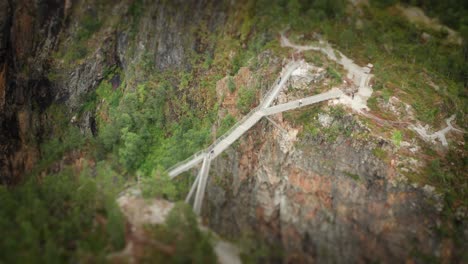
265,116,288,135
193,156,212,215
185,173,200,203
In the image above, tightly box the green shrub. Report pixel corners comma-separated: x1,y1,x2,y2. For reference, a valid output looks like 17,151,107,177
143,202,216,263
76,14,102,41
63,44,88,63
372,147,388,161
0,167,125,263
239,232,279,263
237,86,256,114
119,128,148,170
38,126,86,169
218,114,237,137
392,130,403,147
370,0,397,8
141,168,177,200
96,71,212,174
128,0,144,37
339,29,357,51
228,76,236,93
327,66,342,83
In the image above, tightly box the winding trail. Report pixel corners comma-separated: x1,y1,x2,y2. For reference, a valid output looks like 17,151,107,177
280,33,374,112
410,115,463,146
281,33,464,146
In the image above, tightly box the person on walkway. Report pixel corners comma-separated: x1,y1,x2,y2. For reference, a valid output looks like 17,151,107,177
352,92,355,100
299,99,302,106
278,77,281,84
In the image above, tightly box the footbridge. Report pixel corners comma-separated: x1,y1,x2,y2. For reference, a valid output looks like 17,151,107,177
167,61,343,214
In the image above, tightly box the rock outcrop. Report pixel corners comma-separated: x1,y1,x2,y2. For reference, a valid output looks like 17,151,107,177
0,0,228,183
204,110,445,263
0,0,65,183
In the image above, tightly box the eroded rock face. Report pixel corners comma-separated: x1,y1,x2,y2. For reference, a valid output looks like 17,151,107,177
0,0,227,183
0,0,64,184
0,0,123,182
117,0,226,73
204,112,444,263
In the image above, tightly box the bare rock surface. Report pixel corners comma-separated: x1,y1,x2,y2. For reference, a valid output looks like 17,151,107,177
115,189,241,264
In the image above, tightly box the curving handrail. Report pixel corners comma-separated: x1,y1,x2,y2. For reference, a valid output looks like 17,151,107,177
167,150,206,176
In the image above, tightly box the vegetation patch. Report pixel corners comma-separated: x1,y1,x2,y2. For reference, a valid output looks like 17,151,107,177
227,76,236,93
391,130,403,147
142,202,216,263
237,86,257,114
0,164,126,263
344,171,361,182
218,114,237,137
372,147,388,161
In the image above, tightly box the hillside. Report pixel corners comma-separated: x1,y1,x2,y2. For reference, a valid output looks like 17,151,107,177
0,0,466,263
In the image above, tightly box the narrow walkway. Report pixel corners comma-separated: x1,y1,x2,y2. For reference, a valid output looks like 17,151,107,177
167,59,342,214
168,68,342,179
280,32,374,112
162,32,393,213
168,61,302,178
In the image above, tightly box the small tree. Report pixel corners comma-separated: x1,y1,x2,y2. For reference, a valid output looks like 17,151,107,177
141,167,177,200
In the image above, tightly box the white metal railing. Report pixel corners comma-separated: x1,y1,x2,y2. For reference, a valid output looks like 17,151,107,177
167,150,206,176
167,70,283,173
166,62,300,178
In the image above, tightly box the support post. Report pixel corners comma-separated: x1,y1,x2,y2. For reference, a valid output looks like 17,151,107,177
185,174,200,204
265,116,288,135
193,156,212,215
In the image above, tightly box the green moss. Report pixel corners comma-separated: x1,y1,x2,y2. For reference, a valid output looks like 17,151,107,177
372,147,388,161
55,10,104,64
62,44,88,63
46,71,63,82
344,171,361,182
128,0,144,37
391,130,403,147
76,13,102,41
283,104,321,127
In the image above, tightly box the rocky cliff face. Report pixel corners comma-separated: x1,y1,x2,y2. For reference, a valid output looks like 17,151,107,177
204,107,448,263
1,0,464,262
116,0,225,73
0,0,65,183
0,0,227,183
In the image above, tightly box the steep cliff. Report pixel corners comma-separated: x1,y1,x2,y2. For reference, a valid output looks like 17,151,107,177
0,0,65,183
204,106,447,262
0,0,466,263
0,0,227,182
